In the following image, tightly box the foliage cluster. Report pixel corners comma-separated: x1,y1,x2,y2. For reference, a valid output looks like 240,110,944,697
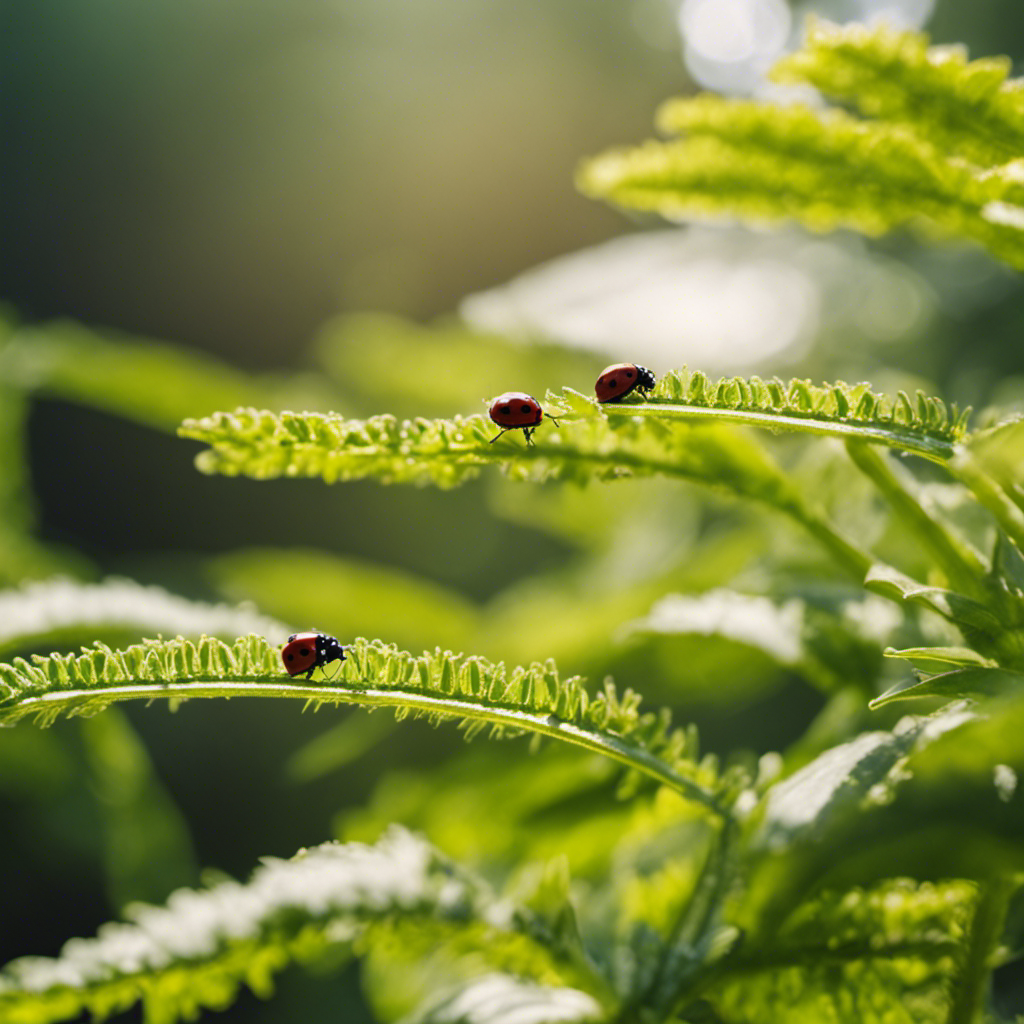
3,18,1024,1024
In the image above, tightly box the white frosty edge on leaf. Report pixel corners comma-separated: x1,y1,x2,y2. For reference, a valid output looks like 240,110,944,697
0,828,472,994
625,589,807,664
0,577,291,647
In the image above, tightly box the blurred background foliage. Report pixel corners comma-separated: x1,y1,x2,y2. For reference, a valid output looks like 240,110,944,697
5,0,1024,1020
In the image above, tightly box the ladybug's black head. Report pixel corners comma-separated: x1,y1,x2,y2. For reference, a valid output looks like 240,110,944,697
317,634,347,664
636,365,656,390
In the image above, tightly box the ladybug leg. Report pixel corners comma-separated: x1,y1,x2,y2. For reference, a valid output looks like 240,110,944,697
490,428,509,444
546,414,561,427
305,666,315,680
523,427,536,446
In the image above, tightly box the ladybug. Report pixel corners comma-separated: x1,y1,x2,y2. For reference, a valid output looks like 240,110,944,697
488,392,560,446
281,631,347,679
595,363,656,403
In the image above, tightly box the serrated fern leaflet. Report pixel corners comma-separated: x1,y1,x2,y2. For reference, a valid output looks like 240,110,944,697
0,635,731,815
597,368,967,458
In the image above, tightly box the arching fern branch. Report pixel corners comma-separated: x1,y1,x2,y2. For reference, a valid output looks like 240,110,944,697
593,368,967,461
0,827,604,1024
0,635,733,816
579,23,1024,269
178,402,875,579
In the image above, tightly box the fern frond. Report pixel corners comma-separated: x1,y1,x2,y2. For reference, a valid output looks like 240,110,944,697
0,577,290,657
772,19,1024,167
0,635,730,814
580,95,1024,268
631,368,967,456
0,828,515,1024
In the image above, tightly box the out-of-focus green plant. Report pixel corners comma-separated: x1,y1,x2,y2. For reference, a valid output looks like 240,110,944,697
6,18,1024,1024
581,20,1024,271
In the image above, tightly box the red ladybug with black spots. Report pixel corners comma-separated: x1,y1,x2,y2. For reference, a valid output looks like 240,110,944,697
488,392,560,445
595,363,656,403
281,631,346,679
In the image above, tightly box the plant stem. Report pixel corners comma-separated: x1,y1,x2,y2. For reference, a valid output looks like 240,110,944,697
845,441,988,597
948,877,1016,1024
603,401,955,463
651,819,738,1018
4,678,727,818
951,448,1024,554
782,500,875,581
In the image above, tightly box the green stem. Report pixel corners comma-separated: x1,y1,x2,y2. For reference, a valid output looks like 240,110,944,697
948,877,1016,1024
652,819,738,1017
782,501,874,581
845,441,988,597
951,447,1024,554
3,677,726,818
602,401,955,463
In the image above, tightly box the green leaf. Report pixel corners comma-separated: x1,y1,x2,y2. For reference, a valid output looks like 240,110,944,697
208,548,479,655
340,742,624,878
0,376,33,534
579,93,1024,269
740,706,979,933
772,18,1024,167
870,667,1024,709
286,710,396,782
863,563,1003,641
964,415,1024,496
407,974,603,1024
754,727,924,855
1,321,320,432
703,879,976,1024
79,709,196,909
0,635,730,814
625,588,888,694
884,645,997,671
0,829,513,1024
314,312,599,418
0,366,82,584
